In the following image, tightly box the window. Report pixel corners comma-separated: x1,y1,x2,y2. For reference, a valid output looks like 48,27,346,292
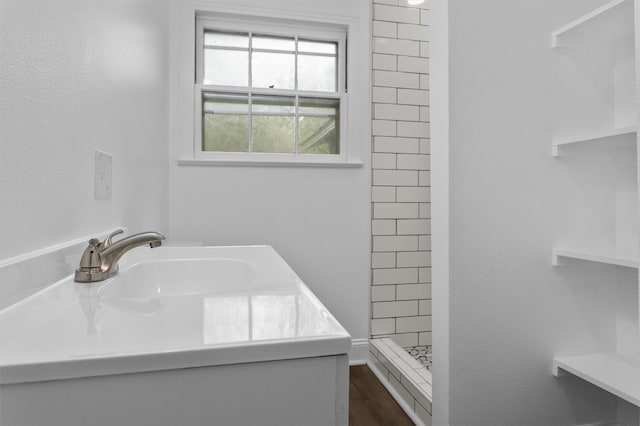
194,16,347,163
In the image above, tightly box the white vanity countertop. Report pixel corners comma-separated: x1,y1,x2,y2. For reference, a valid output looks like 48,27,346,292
0,245,351,385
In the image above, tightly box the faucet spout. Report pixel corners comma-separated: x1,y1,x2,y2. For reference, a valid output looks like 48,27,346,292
74,230,165,283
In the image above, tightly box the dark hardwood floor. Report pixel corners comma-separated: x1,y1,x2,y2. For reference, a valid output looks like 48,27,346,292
349,365,414,426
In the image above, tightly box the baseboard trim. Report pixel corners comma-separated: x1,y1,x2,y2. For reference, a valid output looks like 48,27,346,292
349,338,369,365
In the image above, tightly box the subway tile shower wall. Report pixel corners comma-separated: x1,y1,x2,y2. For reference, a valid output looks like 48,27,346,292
371,0,430,348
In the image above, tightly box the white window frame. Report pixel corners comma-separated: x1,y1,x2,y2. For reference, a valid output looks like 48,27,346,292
171,2,368,168
192,14,349,165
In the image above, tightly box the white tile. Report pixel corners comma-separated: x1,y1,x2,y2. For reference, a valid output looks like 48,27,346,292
372,86,397,103
369,338,389,353
397,218,430,234
368,353,390,381
382,354,403,381
415,401,433,425
372,152,397,170
397,88,429,105
398,56,429,74
374,70,420,89
371,317,396,334
392,332,419,347
388,375,417,409
372,119,397,136
420,106,430,122
419,73,429,90
401,373,427,406
373,169,418,186
397,153,429,171
396,315,430,333
373,202,419,220
419,266,432,282
372,285,396,302
395,357,423,383
396,283,431,302
420,41,430,58
369,344,380,358
418,235,431,251
418,170,430,186
373,21,398,38
373,267,418,285
416,367,432,385
418,299,431,315
398,121,429,138
398,283,430,300
374,337,398,356
419,202,430,218
372,300,419,318
374,4,420,24
373,234,419,252
374,136,420,154
374,37,420,57
397,186,429,202
418,331,432,346
419,138,430,154
372,219,396,236
372,53,397,71
397,251,429,267
372,252,396,268
374,103,420,121
372,186,396,202
398,23,429,41
420,9,430,26
418,382,433,402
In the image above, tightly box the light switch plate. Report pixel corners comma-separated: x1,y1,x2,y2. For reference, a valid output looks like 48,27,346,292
95,150,112,200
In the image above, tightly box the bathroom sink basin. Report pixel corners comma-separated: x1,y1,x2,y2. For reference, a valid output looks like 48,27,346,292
99,258,257,299
0,245,351,387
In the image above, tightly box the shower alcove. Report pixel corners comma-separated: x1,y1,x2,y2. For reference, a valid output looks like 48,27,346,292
367,0,432,424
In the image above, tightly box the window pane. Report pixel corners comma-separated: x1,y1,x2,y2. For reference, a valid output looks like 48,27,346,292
252,52,294,89
298,116,339,154
252,95,295,114
253,34,295,51
298,39,337,54
299,97,339,115
252,116,294,153
203,92,249,113
204,50,248,86
204,31,249,48
297,55,337,92
203,92,249,152
298,98,339,154
203,114,249,152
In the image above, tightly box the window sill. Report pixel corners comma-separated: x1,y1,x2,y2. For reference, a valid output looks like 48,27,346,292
177,157,364,168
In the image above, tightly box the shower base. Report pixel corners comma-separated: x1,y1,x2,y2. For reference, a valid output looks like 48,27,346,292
407,345,432,369
368,338,432,426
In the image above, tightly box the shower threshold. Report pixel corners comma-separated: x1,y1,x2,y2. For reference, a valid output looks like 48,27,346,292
368,338,432,426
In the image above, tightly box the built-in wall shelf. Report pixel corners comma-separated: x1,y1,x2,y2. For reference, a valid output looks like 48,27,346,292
552,247,639,268
551,0,634,48
553,352,640,407
552,126,637,157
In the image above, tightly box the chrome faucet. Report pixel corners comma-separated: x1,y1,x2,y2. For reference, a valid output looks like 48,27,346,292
74,229,165,283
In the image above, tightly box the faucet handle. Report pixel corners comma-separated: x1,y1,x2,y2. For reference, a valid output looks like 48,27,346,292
103,229,124,248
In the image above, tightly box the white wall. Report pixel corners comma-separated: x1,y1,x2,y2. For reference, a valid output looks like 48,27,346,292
168,0,372,348
432,0,636,424
0,0,170,260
